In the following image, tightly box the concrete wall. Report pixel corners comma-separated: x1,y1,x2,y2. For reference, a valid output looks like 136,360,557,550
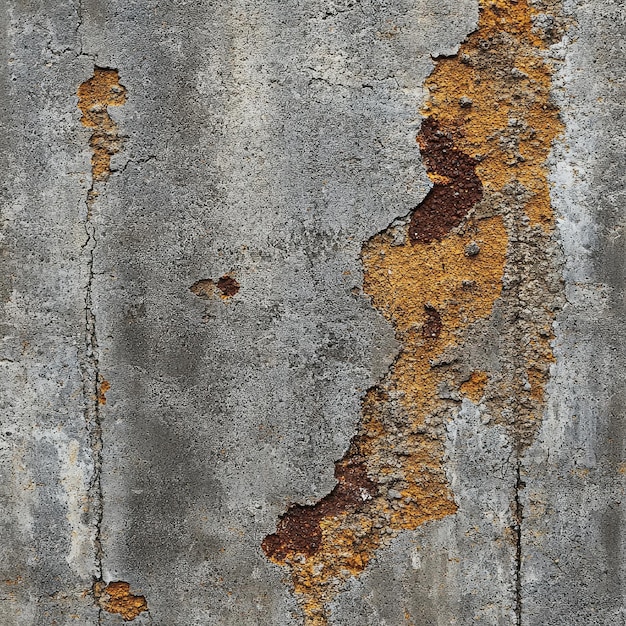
0,0,624,624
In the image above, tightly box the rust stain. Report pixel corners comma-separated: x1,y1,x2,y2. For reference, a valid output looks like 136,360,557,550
97,379,110,405
262,461,377,560
216,275,240,298
422,304,443,340
77,68,127,182
95,581,148,622
408,118,483,244
190,275,240,300
263,0,564,623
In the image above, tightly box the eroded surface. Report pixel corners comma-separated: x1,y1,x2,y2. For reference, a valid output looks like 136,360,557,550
263,1,565,622
95,580,149,621
78,68,127,182
5,0,623,624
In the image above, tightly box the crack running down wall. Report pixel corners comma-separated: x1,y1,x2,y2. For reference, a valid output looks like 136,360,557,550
78,68,149,622
262,1,565,623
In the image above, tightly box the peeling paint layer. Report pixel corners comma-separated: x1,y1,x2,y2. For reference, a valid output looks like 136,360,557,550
263,0,565,623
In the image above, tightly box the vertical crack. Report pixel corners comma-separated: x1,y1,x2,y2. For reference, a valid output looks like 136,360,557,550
76,0,83,55
77,67,127,614
514,457,524,626
83,183,104,597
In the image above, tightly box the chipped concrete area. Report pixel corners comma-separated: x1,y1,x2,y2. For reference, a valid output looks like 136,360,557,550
0,1,624,625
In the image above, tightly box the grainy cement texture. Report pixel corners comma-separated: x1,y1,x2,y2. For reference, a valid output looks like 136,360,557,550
0,0,624,625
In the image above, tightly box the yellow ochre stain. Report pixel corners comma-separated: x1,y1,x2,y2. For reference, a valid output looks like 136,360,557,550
97,379,110,405
263,1,564,623
95,581,148,622
461,371,489,403
77,68,126,182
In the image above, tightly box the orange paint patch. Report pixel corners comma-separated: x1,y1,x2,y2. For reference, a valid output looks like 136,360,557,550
461,371,489,403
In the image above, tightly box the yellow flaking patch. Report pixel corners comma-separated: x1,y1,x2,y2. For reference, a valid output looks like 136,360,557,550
422,0,563,228
264,1,563,623
461,371,489,404
77,68,126,182
95,581,148,622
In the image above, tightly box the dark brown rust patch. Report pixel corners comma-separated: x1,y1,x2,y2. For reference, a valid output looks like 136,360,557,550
190,275,240,300
262,461,377,561
216,275,240,297
422,304,442,340
409,118,482,244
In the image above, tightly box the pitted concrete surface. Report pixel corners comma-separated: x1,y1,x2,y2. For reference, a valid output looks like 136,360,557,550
0,1,624,625
521,1,626,623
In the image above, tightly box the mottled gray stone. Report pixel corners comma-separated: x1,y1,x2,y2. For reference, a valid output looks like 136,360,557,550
85,1,474,623
0,2,99,624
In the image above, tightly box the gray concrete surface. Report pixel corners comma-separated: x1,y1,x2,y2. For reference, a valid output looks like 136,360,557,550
0,0,624,624
522,1,626,623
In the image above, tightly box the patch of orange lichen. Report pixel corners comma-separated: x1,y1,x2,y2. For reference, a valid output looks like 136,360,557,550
96,581,148,621
77,68,126,182
264,1,563,623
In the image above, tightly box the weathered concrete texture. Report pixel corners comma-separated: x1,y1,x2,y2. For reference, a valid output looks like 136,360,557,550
0,3,100,625
83,1,478,624
1,0,625,625
521,1,626,623
331,402,517,625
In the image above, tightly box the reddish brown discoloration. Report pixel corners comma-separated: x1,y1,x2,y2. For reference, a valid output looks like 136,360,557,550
422,305,442,340
409,119,482,244
216,275,240,297
262,461,377,561
190,275,240,300
97,379,110,405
